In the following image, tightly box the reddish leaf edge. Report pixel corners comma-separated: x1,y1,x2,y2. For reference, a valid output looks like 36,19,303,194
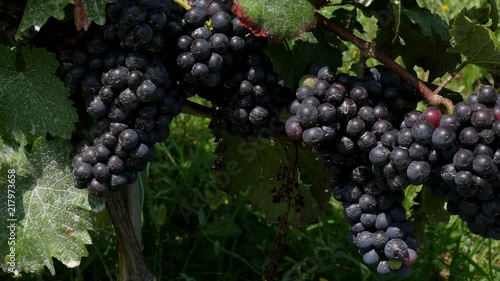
232,0,317,42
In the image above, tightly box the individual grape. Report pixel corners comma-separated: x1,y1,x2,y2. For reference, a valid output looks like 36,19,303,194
302,127,324,145
118,129,139,149
317,103,336,123
346,118,366,138
390,147,411,171
110,172,129,190
406,161,431,185
296,104,318,127
459,127,480,148
477,85,498,105
88,178,110,197
472,154,495,176
377,261,391,275
384,239,409,260
358,131,377,152
360,212,377,228
375,213,392,230
471,108,494,130
432,126,456,150
184,7,206,26
453,149,474,171
87,95,107,118
344,203,362,223
369,144,391,166
73,163,93,182
337,98,357,119
381,130,399,149
249,106,269,126
301,96,321,108
439,114,460,131
211,11,232,32
363,249,381,266
372,230,389,249
354,231,373,251
92,163,111,181
411,120,434,144
107,66,129,90
453,102,472,124
421,106,442,128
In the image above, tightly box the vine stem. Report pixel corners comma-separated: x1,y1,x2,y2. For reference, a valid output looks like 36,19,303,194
433,63,467,95
107,190,157,281
173,0,191,10
315,13,455,114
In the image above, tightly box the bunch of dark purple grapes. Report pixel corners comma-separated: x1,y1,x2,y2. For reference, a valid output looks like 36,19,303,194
284,65,421,275
173,0,292,139
335,167,418,276
426,85,500,239
64,0,185,197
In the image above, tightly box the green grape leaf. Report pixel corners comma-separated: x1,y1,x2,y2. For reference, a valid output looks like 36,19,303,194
0,137,94,275
0,46,78,145
265,31,343,90
449,14,500,76
218,137,330,226
374,3,460,81
488,0,498,32
81,0,115,26
402,185,422,218
457,7,492,26
233,0,318,41
17,0,68,36
17,0,114,36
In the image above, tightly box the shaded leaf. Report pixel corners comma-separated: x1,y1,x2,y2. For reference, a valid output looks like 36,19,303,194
17,0,114,36
390,0,401,42
0,137,94,274
0,46,78,144
218,136,330,226
374,3,461,81
449,14,500,76
420,185,449,226
232,0,318,41
265,31,343,90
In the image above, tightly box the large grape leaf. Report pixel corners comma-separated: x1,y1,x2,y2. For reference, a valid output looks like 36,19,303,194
448,14,500,76
17,0,114,36
232,0,319,41
373,3,460,81
0,45,78,145
217,136,330,226
265,31,343,90
0,137,94,275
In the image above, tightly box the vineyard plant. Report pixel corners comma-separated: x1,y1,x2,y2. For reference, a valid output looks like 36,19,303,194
0,0,500,280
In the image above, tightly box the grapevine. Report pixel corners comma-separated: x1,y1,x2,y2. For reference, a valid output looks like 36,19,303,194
0,0,499,280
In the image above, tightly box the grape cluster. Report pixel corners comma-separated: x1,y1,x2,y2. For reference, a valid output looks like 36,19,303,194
335,167,418,276
429,86,500,239
285,65,417,148
284,66,421,274
63,0,185,197
173,0,292,139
